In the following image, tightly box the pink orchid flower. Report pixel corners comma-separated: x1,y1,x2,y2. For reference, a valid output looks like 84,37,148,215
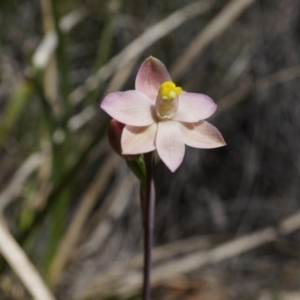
101,56,225,172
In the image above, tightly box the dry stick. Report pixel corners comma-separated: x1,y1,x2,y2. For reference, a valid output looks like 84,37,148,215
0,219,56,300
82,210,300,299
69,0,216,105
170,0,256,80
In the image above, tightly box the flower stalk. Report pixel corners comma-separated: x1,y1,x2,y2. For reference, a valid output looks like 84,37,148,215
140,152,155,300
108,119,156,299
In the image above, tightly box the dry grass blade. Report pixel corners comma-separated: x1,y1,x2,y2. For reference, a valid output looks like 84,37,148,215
103,58,139,96
255,64,300,91
78,172,137,257
279,211,300,235
214,76,254,117
170,0,256,80
0,152,46,211
116,229,276,296
68,59,139,132
126,235,227,272
215,63,300,117
59,6,90,33
82,210,300,299
69,0,216,105
32,32,58,71
80,235,227,296
49,153,119,287
259,291,300,300
32,6,90,70
67,106,97,132
0,81,34,149
0,219,56,300
40,0,59,114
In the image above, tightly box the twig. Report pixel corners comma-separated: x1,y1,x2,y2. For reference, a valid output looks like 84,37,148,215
0,219,56,300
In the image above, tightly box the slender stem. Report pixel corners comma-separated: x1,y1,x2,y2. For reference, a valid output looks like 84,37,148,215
51,0,72,117
140,152,155,300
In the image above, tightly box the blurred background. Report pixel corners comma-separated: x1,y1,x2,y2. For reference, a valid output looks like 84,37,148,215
1,0,300,299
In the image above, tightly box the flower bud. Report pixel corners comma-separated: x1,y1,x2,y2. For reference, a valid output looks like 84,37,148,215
108,119,139,159
108,119,124,156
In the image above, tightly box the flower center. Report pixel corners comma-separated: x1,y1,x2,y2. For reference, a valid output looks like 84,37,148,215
155,81,182,119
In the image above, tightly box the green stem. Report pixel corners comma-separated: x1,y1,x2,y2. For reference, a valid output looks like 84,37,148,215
51,0,72,117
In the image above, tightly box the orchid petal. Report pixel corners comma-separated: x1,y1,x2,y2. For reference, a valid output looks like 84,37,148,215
173,92,217,122
135,56,171,100
180,121,226,149
121,124,157,155
156,121,185,172
101,90,155,126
